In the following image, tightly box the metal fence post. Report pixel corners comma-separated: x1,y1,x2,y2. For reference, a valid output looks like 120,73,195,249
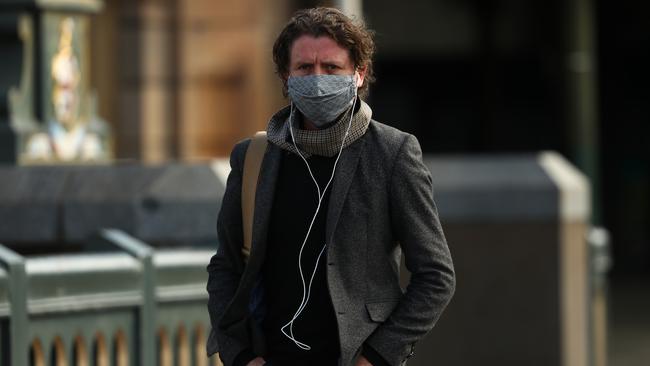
588,227,611,366
99,229,156,366
0,245,28,366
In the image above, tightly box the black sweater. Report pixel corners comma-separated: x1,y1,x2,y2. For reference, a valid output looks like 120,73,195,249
234,149,388,366
261,150,340,364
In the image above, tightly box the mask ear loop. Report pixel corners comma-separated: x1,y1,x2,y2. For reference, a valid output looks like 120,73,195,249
282,76,358,350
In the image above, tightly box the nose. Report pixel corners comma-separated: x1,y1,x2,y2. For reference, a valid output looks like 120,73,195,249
312,64,325,75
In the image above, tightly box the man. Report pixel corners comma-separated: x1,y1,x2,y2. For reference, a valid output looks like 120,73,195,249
207,7,455,366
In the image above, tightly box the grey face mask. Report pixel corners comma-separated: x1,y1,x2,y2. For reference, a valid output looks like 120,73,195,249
287,74,357,128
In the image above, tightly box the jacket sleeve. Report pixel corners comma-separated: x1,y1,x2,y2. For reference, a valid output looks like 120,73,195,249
206,139,252,365
365,134,456,365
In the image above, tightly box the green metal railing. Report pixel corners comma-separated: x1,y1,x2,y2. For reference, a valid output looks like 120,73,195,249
0,229,219,366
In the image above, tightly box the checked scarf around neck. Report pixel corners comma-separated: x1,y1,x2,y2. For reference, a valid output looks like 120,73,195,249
266,98,372,158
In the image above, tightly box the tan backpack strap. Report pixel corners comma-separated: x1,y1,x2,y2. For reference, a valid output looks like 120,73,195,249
241,131,268,261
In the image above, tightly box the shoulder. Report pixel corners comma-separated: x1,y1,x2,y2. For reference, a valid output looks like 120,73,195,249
227,138,253,172
232,138,252,157
364,120,416,159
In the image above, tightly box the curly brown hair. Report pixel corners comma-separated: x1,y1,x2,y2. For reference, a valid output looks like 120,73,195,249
272,7,376,98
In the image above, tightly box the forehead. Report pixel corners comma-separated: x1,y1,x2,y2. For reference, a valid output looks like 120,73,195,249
289,34,351,64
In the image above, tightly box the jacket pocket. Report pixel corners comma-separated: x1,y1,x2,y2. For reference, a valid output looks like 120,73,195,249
365,300,399,322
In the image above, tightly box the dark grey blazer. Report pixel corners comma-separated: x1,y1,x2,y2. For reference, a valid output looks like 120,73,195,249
206,120,455,366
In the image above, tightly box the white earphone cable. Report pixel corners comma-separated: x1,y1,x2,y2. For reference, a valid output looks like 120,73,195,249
280,76,358,350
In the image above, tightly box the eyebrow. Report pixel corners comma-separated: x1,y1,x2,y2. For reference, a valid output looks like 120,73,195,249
294,61,313,66
293,59,345,67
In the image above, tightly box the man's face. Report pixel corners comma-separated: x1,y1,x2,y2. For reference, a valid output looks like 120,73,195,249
288,34,365,87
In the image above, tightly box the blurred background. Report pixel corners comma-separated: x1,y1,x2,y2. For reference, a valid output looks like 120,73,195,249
0,0,648,365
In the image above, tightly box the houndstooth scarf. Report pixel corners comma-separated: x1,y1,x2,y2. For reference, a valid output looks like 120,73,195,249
266,98,372,157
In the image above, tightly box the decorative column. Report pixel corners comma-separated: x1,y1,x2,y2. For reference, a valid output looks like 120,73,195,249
0,0,111,164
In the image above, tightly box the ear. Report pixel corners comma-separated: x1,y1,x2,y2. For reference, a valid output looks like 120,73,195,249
280,72,289,95
355,65,367,88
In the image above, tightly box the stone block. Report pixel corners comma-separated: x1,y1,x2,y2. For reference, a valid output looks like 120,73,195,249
0,166,69,243
0,163,225,246
405,152,590,366
135,163,224,244
62,164,165,242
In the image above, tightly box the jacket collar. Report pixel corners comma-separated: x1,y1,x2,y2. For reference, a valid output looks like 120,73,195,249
249,131,366,265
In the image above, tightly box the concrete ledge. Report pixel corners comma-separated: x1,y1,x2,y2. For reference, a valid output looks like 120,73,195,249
424,152,589,222
0,163,225,246
538,151,591,222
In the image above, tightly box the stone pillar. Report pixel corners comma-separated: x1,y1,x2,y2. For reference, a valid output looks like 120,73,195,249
113,0,177,162
0,11,35,163
95,0,289,161
174,0,288,159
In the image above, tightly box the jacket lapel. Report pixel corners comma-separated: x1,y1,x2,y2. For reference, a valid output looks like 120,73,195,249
246,137,365,264
326,136,366,244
